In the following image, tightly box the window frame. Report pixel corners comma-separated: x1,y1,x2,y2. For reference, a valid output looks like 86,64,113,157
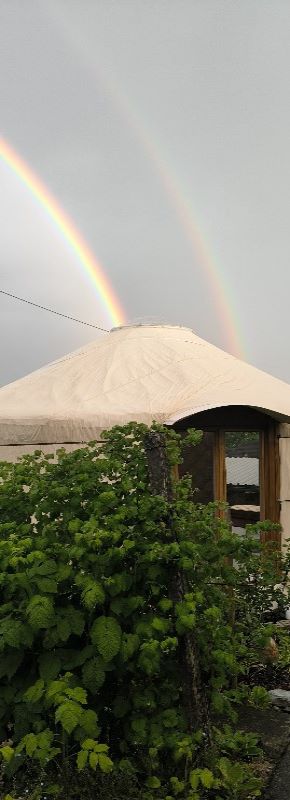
174,407,280,545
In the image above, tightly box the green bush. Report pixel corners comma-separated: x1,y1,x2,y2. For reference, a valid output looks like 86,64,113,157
0,423,288,799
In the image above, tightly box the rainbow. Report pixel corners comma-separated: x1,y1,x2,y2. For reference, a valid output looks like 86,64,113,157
0,136,125,329
44,5,244,358
102,91,245,360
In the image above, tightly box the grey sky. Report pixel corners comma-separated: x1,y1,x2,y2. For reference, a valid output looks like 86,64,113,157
1,0,290,385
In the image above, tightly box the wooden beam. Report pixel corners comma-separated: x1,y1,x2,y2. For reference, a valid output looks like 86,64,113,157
214,430,226,503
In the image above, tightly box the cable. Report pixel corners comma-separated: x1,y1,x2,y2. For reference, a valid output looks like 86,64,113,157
0,289,109,332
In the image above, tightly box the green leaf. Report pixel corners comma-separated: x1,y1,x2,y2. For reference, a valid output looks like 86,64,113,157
119,758,136,774
66,686,87,705
169,776,185,794
36,578,58,593
98,753,113,773
199,769,215,789
38,653,61,682
107,572,132,597
0,650,23,679
0,745,14,763
46,679,67,702
77,749,88,770
0,619,23,648
111,596,143,618
161,709,179,728
35,730,55,754
89,751,99,770
151,617,169,634
131,716,148,742
22,733,38,756
138,641,160,675
80,709,100,738
35,560,58,575
57,618,71,642
81,580,105,610
55,700,83,734
43,784,60,796
68,519,82,534
218,757,231,779
120,633,140,661
249,686,269,708
158,599,173,612
94,744,109,753
24,679,45,704
90,616,122,662
64,607,85,636
175,614,196,634
81,738,97,750
60,646,94,670
146,776,161,789
26,596,55,629
82,658,105,693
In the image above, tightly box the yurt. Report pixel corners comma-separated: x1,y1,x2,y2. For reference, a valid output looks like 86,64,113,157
1,323,290,548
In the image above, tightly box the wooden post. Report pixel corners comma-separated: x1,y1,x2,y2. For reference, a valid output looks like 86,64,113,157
260,424,281,565
144,430,212,746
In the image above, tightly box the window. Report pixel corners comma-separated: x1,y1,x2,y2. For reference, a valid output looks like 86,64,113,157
175,407,280,544
225,431,260,536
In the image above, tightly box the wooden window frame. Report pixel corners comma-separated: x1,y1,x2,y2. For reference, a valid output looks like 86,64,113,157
174,407,280,546
213,426,280,547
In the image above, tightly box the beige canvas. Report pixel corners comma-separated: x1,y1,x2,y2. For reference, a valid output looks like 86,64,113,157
279,437,290,501
1,324,290,447
280,502,290,548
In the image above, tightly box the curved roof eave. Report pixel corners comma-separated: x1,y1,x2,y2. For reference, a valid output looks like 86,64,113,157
165,402,290,427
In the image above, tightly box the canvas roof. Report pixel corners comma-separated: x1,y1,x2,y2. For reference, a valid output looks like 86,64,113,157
1,323,290,448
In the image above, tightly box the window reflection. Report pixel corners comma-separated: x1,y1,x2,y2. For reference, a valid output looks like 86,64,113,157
225,431,260,536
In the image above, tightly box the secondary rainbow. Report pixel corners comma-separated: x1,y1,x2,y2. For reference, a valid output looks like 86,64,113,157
0,137,125,328
105,89,245,359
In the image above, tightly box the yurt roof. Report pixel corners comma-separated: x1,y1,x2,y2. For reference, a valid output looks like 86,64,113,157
1,323,290,447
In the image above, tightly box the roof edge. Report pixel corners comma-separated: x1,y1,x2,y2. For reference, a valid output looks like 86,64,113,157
166,402,290,426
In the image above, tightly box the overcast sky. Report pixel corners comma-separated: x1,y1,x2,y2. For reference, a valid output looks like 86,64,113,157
1,1,290,385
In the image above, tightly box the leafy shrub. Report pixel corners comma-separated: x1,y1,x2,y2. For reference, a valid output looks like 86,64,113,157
0,423,288,799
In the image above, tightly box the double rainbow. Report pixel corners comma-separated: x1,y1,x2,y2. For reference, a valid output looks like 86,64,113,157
0,137,125,329
43,5,244,358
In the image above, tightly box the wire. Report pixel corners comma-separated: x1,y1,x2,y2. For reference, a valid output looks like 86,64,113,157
0,289,109,332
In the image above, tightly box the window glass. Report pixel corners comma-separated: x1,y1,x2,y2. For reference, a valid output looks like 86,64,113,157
225,431,260,535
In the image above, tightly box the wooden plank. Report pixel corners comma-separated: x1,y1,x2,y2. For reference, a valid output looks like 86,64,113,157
261,423,281,553
260,430,266,522
214,430,226,502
